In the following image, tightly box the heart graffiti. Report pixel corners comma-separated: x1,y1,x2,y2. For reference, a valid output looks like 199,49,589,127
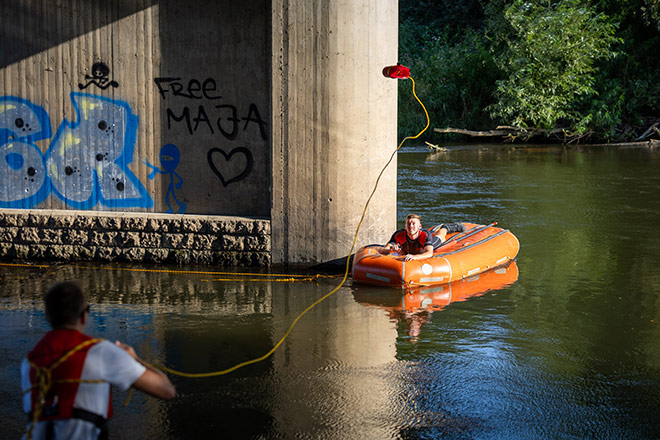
207,147,254,187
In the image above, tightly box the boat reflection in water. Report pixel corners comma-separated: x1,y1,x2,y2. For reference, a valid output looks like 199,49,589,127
352,261,518,342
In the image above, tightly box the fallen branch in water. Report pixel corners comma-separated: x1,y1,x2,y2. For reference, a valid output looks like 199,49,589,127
580,139,660,148
433,126,569,142
424,141,448,151
431,125,660,147
432,127,516,137
634,119,660,141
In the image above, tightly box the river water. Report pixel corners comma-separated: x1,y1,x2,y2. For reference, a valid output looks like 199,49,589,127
2,144,660,439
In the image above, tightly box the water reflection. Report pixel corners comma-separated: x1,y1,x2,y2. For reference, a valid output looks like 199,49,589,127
353,262,518,343
0,262,402,439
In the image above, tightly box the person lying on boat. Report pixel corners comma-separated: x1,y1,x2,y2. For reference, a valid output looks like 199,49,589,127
375,214,465,261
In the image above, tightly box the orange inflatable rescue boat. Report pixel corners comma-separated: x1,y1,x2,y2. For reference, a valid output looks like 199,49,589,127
353,260,519,313
352,222,519,287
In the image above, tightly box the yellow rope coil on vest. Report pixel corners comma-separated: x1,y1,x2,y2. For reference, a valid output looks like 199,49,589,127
25,338,105,440
155,77,430,379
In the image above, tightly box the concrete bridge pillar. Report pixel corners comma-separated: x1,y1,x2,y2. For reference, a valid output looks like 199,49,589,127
0,0,398,266
271,0,399,265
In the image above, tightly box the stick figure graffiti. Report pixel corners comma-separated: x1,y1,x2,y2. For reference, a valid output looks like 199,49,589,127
78,62,119,90
144,143,187,213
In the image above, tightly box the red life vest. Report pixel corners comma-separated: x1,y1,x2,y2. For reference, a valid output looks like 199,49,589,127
394,230,429,254
27,329,109,423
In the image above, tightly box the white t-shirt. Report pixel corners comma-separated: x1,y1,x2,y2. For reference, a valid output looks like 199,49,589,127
21,339,146,440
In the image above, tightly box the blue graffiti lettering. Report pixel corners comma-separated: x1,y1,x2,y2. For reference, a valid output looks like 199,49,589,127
0,96,51,145
0,141,50,208
44,92,152,209
0,93,153,210
0,97,51,208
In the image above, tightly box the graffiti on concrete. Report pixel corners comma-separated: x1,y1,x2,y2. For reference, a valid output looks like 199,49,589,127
0,96,52,145
0,93,153,210
154,77,222,100
0,141,51,209
0,97,52,208
144,143,186,213
207,147,253,187
45,93,152,209
154,77,267,140
154,76,266,188
78,62,119,90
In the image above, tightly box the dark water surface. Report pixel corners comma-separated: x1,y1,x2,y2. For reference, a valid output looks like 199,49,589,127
2,144,660,439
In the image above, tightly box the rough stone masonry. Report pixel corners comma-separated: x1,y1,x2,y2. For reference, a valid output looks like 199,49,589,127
0,210,271,266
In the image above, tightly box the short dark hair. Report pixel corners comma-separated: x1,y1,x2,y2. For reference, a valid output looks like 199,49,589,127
45,282,86,328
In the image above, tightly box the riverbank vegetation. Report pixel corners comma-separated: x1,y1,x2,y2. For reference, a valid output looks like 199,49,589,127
399,0,660,143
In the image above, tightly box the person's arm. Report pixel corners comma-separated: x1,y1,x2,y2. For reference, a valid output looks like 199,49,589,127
115,341,176,400
376,242,399,255
404,244,434,261
376,231,401,255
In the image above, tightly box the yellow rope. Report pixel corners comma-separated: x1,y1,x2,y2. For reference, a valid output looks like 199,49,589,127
0,262,50,268
94,266,333,278
156,76,430,378
201,275,332,282
0,262,333,281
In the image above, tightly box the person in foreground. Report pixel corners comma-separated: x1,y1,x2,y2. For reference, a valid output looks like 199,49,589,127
21,281,176,440
376,214,465,261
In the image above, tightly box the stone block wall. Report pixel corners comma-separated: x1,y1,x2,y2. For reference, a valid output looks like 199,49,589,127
0,210,271,266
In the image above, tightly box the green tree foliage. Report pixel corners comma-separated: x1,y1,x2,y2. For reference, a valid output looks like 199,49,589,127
398,1,499,139
399,0,486,38
398,28,500,138
488,0,620,134
399,0,660,142
590,0,660,139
